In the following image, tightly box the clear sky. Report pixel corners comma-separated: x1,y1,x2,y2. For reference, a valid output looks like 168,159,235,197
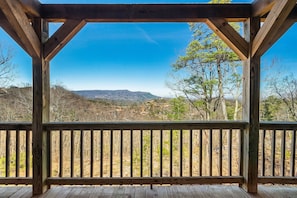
1,0,296,97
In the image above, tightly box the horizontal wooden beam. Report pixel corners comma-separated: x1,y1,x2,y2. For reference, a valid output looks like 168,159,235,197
20,0,41,17
0,178,32,185
40,4,251,22
252,0,297,57
258,177,297,184
47,176,244,185
0,0,40,58
206,18,248,60
44,20,86,61
252,0,275,17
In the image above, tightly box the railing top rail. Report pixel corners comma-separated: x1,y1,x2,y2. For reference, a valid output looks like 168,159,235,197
0,122,32,130
43,121,248,130
260,121,297,130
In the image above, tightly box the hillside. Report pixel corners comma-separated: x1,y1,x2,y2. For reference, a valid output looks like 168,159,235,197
73,89,160,102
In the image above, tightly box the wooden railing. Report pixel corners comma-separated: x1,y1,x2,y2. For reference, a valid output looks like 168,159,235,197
258,122,297,184
1,121,296,186
0,123,32,185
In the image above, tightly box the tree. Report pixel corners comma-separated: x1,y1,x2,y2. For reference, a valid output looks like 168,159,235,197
169,0,241,120
0,44,15,87
167,96,187,120
268,74,297,121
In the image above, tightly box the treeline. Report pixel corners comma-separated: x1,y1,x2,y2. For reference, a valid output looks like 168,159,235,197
0,85,296,122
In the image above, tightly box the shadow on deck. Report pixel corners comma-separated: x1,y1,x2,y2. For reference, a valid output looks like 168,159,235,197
1,185,297,198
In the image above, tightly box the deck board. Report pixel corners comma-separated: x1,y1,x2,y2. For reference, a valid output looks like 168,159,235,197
0,185,296,198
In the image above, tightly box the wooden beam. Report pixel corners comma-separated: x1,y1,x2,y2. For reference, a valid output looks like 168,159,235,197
40,4,251,22
242,17,261,193
20,0,41,17
206,18,249,60
32,18,50,196
0,0,40,58
252,0,275,17
252,0,297,56
44,20,86,61
258,18,294,55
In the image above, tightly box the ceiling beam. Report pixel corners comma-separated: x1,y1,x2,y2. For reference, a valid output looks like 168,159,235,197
44,20,86,61
40,4,251,22
0,0,40,58
252,0,297,57
252,0,275,17
206,18,249,60
0,10,31,54
20,0,41,17
256,19,294,56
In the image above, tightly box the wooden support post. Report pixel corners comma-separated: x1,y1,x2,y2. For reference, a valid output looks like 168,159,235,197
32,18,50,196
242,17,260,193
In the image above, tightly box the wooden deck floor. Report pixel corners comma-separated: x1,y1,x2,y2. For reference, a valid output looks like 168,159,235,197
0,185,296,198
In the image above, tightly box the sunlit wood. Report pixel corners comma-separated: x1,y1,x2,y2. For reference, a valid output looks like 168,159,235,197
44,20,86,61
20,0,41,17
206,18,248,60
0,0,40,58
252,0,297,56
252,0,275,17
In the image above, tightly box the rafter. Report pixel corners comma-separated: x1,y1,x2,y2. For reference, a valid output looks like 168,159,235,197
0,17,31,54
258,19,294,56
206,18,248,60
252,0,275,17
20,0,41,17
44,20,86,61
40,4,251,22
252,0,297,57
0,0,40,58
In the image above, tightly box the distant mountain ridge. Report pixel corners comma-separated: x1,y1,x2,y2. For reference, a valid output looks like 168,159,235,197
73,89,160,102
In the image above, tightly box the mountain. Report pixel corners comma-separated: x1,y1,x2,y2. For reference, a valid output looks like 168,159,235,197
72,89,160,102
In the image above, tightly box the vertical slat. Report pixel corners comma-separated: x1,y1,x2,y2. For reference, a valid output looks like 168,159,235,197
281,130,286,176
59,130,63,177
26,130,30,177
140,130,143,178
271,130,276,176
209,129,213,176
239,129,244,178
130,130,133,178
199,129,202,176
180,129,183,177
219,129,223,176
261,130,266,176
90,130,94,177
70,130,74,177
150,130,153,189
6,130,11,177
80,130,84,177
290,130,296,177
100,130,103,178
170,129,173,177
47,130,51,178
16,130,20,177
120,130,123,178
160,130,163,177
228,129,232,176
189,129,193,177
110,130,113,178
150,130,153,178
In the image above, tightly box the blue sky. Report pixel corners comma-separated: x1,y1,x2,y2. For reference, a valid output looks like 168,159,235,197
1,0,296,97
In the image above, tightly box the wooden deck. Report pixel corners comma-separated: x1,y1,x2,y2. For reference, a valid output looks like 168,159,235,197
0,185,296,198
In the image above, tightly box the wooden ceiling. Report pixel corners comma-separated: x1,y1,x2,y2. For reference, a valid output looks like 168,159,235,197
0,0,296,60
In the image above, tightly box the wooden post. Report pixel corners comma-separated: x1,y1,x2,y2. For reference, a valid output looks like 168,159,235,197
32,18,50,195
242,17,260,193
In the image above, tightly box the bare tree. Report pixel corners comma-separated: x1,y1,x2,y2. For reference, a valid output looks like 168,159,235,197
0,43,15,87
268,74,297,121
